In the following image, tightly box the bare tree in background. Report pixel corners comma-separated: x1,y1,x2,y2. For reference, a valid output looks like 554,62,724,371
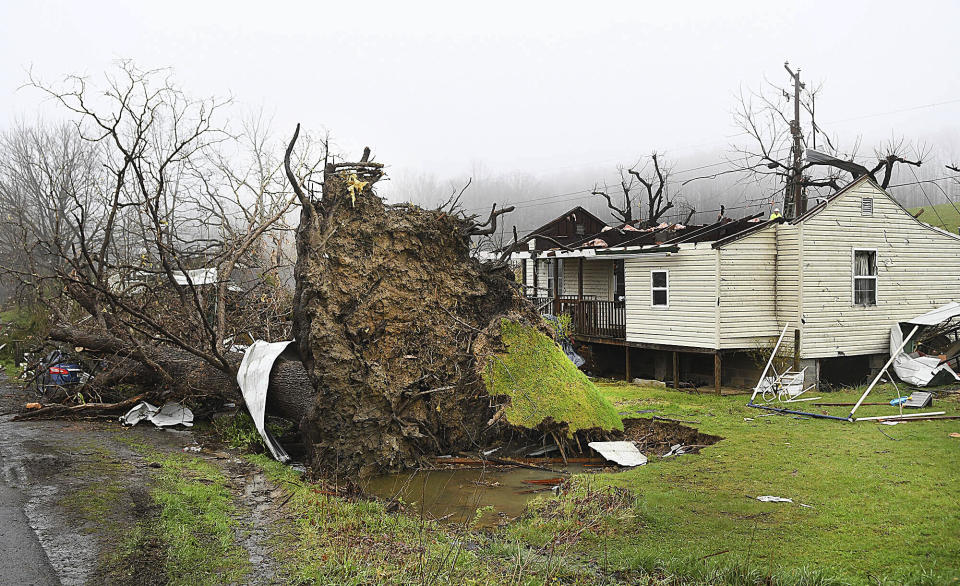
0,122,99,302
730,67,926,214
0,61,321,396
592,153,675,226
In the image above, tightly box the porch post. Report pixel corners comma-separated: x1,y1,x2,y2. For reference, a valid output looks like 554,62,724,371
793,329,801,371
625,346,631,382
577,257,583,300
714,352,722,395
673,351,679,389
531,253,538,299
521,259,527,295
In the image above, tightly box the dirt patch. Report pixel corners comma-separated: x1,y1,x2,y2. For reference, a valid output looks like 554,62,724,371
621,418,723,455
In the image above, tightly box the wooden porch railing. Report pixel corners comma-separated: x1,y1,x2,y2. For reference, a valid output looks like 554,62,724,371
527,296,626,340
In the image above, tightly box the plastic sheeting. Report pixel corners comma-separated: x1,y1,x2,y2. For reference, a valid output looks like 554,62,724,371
236,340,293,462
120,401,194,427
587,441,647,466
891,314,960,387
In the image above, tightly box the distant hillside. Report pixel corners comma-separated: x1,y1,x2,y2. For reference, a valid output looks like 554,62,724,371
910,203,960,235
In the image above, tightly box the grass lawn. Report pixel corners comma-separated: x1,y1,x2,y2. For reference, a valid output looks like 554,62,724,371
251,381,959,584
543,381,960,584
911,202,960,234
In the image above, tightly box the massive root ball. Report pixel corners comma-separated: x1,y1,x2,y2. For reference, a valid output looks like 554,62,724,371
291,157,620,478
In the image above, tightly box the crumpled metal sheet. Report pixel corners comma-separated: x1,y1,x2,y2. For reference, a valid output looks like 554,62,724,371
891,323,960,387
587,441,647,467
236,340,293,462
120,401,194,427
903,302,960,326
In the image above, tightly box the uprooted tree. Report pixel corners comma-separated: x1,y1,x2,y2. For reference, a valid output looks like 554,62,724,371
2,61,623,477
285,125,622,477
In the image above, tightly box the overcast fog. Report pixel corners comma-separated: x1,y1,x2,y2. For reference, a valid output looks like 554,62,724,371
3,0,960,234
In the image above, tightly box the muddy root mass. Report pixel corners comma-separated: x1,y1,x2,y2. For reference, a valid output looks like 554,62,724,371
293,164,544,478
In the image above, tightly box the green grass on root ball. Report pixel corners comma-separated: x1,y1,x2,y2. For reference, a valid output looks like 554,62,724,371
483,319,623,435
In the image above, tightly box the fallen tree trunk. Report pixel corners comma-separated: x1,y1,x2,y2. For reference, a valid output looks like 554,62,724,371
47,327,314,422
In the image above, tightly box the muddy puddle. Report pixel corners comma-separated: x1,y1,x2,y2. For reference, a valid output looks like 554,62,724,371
363,419,724,527
363,465,588,527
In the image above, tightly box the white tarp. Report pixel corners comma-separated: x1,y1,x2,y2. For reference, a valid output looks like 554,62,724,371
891,319,960,387
587,441,647,467
120,401,194,427
236,340,293,462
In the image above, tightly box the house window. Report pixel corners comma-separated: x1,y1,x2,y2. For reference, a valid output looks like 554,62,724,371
853,249,877,306
651,270,668,307
861,197,873,216
575,223,585,235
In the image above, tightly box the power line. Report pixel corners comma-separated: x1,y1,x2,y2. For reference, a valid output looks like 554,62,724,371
500,175,960,236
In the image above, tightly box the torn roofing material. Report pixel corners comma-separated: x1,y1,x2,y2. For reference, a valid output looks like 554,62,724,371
120,401,194,427
587,441,647,467
904,302,960,326
891,303,960,387
236,340,293,462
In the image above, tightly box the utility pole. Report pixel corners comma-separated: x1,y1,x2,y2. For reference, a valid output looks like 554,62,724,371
784,62,805,218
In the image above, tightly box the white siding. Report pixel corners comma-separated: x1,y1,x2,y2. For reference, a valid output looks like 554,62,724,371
560,259,614,300
800,180,960,358
775,223,802,332
718,227,779,348
624,243,718,348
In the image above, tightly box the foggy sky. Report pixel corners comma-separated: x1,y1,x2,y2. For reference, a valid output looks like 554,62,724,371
3,0,960,229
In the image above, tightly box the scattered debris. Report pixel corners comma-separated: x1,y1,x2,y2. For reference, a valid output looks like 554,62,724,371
235,340,293,463
903,391,933,408
526,444,560,457
25,402,42,410
855,411,946,422
890,304,960,387
632,378,666,388
661,444,689,458
587,441,647,467
756,495,793,503
120,401,194,427
949,433,960,438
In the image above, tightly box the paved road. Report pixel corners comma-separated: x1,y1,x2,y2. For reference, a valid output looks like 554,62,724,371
0,382,60,586
0,481,59,585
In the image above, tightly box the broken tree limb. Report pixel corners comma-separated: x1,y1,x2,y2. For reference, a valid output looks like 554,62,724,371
13,394,146,421
468,203,516,236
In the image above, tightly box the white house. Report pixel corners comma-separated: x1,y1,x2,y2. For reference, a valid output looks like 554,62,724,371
520,176,960,391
